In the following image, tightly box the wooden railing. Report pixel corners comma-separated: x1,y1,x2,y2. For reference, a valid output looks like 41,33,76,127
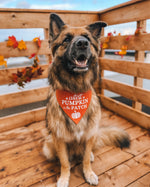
99,0,150,129
0,0,149,132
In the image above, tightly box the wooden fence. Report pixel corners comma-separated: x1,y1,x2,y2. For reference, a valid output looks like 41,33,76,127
0,0,150,132
99,0,150,129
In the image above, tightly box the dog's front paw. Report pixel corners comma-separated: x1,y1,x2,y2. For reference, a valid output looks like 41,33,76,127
84,170,98,185
57,177,69,187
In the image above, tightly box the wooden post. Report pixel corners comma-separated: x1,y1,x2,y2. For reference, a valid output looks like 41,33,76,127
132,20,146,110
44,28,52,64
99,28,105,95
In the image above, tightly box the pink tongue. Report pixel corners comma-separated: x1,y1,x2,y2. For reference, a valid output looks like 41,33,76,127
77,60,86,67
78,60,85,64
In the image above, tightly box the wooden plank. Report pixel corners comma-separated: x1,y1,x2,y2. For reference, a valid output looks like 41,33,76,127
132,52,144,109
0,64,48,85
128,173,150,187
128,181,146,187
0,40,50,58
100,33,150,51
0,87,49,110
101,78,150,107
30,175,57,187
0,12,49,29
132,20,146,110
0,140,46,179
44,28,53,64
95,148,133,175
0,11,99,29
0,121,46,152
34,147,132,187
99,0,150,25
101,112,133,130
125,126,147,141
0,107,46,133
97,149,150,187
99,27,105,95
101,107,114,119
69,148,133,187
99,58,150,79
0,159,59,187
60,13,99,27
136,173,150,186
99,0,142,14
125,134,150,156
101,116,146,141
100,95,150,129
0,8,98,14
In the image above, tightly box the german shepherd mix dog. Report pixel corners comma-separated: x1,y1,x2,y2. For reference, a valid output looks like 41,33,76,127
43,13,130,187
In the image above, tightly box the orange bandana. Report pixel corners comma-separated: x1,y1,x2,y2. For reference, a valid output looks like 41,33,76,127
56,90,92,124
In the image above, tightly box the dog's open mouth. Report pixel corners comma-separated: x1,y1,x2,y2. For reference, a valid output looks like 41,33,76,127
73,54,88,69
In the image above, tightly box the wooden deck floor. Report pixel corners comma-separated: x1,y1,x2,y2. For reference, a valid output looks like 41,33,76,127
0,108,150,187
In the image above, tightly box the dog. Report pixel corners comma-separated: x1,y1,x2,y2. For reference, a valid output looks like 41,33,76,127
43,13,130,187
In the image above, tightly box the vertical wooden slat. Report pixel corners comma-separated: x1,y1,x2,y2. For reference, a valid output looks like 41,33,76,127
44,28,52,64
132,20,146,110
99,28,105,95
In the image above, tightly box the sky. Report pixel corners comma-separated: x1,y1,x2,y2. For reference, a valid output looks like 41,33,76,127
0,0,129,11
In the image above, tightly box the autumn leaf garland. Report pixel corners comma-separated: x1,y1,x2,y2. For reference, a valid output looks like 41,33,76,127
6,35,42,51
11,56,44,87
7,35,18,48
18,40,27,50
101,27,147,58
4,35,44,87
0,55,7,68
33,37,41,48
7,35,27,50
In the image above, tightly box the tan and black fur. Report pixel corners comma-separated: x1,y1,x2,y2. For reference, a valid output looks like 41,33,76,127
43,13,130,187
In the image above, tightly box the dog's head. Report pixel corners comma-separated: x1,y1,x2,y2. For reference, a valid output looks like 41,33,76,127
49,13,107,73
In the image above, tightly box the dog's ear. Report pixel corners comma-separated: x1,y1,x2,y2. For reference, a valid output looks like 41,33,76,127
50,13,65,40
86,21,107,39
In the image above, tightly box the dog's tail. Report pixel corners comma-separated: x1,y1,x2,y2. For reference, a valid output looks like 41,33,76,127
94,126,130,150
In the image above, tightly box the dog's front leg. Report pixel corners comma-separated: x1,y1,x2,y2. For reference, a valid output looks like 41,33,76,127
54,138,70,187
83,136,98,185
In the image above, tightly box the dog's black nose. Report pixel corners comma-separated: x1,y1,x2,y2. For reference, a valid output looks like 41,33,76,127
76,38,89,49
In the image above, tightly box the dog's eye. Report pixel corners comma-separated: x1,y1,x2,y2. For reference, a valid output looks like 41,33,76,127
63,36,72,43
